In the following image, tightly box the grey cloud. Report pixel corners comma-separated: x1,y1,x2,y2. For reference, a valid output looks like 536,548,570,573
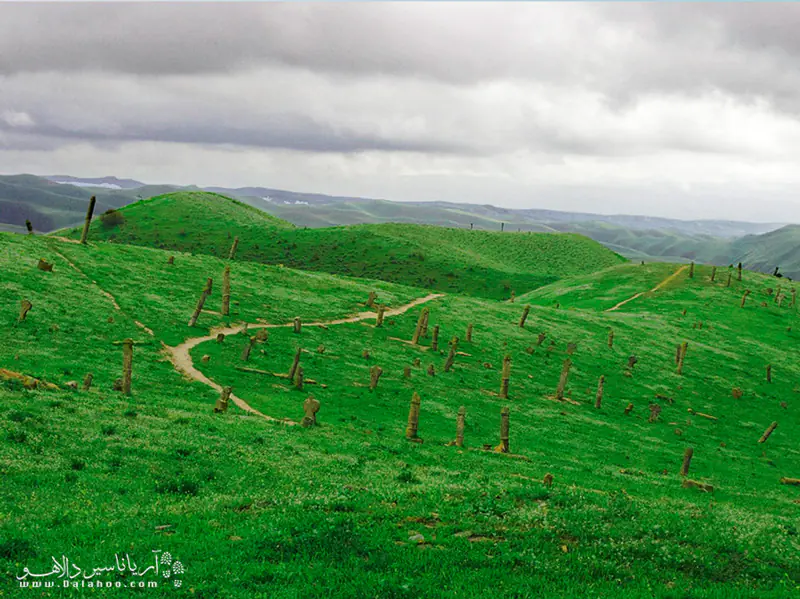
2,3,800,220
2,4,799,94
0,113,459,155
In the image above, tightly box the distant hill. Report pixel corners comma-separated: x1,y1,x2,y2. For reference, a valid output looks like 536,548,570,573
0,173,179,232
726,224,800,280
209,184,780,238
7,173,798,276
62,191,625,299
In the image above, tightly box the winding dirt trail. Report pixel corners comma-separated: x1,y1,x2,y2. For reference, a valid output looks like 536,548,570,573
605,265,688,312
165,293,445,424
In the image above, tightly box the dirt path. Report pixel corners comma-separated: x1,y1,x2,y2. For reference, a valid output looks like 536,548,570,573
165,293,445,425
605,265,688,313
52,248,155,336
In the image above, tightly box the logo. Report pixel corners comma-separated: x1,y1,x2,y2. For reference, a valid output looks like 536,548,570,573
15,550,185,590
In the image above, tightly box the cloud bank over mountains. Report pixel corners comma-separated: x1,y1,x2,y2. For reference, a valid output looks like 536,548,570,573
2,3,800,220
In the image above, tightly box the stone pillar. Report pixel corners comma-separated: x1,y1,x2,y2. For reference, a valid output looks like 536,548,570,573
121,338,133,396
79,196,97,245
188,278,213,327
595,375,605,409
758,421,778,444
519,305,530,328
240,336,256,362
455,406,465,447
444,337,458,372
289,347,302,379
301,396,320,427
375,305,386,328
680,447,693,477
556,359,572,400
740,289,751,308
406,392,421,440
228,236,240,260
214,386,232,413
411,308,428,345
676,342,688,375
221,266,231,316
499,354,511,399
369,365,383,391
18,299,32,322
495,407,509,453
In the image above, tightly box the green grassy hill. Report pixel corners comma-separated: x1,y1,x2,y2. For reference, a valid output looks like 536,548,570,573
62,191,625,300
2,230,799,597
59,190,295,251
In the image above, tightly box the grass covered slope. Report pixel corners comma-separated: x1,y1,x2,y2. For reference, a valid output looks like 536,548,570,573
63,191,625,299
2,231,799,597
61,190,294,250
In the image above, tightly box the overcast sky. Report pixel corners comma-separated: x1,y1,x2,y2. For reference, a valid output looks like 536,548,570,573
2,3,800,221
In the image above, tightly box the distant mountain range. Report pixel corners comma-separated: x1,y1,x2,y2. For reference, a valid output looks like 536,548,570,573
46,175,148,190
0,172,797,278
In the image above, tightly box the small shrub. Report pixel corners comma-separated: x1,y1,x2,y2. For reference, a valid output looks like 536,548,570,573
396,466,419,484
156,478,200,496
101,425,117,436
100,209,126,229
8,411,33,423
7,431,27,444
0,537,34,560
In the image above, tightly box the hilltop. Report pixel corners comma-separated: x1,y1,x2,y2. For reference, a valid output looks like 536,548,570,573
1,230,799,597
62,191,625,300
60,190,294,251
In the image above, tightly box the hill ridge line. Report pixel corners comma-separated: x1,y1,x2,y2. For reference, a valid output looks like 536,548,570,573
165,293,445,424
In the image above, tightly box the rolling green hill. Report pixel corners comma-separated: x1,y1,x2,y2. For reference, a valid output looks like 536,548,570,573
62,191,625,300
2,230,799,597
59,190,295,249
7,173,795,276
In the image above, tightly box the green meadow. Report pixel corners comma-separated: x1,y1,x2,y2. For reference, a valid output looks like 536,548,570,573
2,194,799,598
62,192,625,300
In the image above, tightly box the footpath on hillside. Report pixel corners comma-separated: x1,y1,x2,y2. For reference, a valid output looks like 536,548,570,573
167,293,445,425
605,265,688,313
